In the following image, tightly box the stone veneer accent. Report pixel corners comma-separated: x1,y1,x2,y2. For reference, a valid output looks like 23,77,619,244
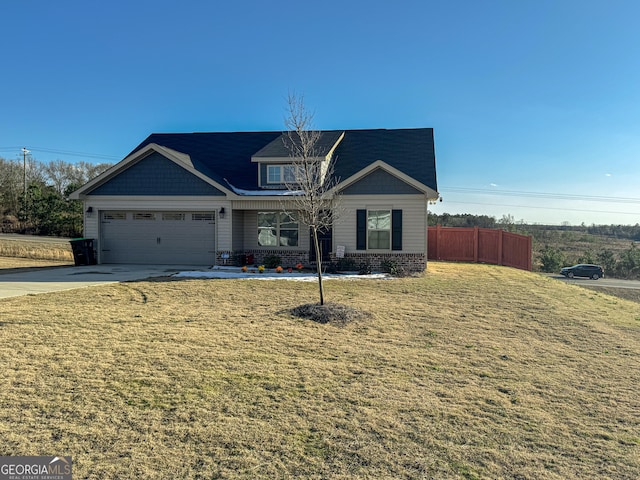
218,250,426,272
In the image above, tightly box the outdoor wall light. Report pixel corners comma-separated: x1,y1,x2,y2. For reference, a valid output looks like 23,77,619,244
86,206,93,216
219,207,225,218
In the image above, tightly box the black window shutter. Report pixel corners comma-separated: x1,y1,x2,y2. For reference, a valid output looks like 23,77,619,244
392,209,402,251
356,209,367,250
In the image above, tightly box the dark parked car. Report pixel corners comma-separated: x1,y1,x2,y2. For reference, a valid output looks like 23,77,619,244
560,264,604,280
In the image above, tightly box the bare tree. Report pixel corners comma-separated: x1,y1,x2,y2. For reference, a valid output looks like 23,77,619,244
43,160,78,196
0,157,23,214
43,160,113,195
282,93,341,305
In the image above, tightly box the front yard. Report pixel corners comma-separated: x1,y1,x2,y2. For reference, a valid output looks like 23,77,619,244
0,263,638,478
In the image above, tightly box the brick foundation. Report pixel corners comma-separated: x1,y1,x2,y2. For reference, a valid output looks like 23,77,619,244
217,250,309,267
217,250,426,272
331,252,426,273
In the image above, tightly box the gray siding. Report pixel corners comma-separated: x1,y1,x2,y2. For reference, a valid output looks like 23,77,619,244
258,163,286,189
341,168,423,195
259,163,269,187
335,195,427,254
232,210,245,251
88,152,225,196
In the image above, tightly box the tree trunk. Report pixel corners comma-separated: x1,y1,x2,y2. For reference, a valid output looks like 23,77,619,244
312,228,324,305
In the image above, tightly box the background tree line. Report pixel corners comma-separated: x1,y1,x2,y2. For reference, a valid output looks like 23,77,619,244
429,212,640,279
428,212,640,240
0,156,112,237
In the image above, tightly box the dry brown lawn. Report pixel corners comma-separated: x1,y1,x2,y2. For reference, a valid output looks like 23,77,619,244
0,256,72,270
0,236,73,263
0,263,638,479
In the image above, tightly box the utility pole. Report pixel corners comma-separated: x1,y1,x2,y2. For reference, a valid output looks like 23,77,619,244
21,147,30,196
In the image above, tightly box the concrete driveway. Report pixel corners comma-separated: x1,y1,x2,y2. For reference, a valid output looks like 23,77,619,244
0,264,211,299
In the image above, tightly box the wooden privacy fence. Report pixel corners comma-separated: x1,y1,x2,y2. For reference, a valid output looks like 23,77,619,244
428,225,532,271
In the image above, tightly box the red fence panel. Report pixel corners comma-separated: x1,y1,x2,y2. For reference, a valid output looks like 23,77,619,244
502,231,532,271
427,225,532,271
438,227,475,262
478,228,500,264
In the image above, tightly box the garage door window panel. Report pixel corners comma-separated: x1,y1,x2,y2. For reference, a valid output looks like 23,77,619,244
133,212,156,221
103,212,126,221
192,213,215,221
162,213,185,221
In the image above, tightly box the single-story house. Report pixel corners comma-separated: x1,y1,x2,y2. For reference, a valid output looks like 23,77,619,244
70,128,439,271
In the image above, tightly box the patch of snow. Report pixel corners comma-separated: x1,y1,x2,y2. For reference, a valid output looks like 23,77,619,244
225,180,303,196
172,266,390,281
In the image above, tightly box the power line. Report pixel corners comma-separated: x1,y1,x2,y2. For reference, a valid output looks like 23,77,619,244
439,200,639,216
442,187,640,205
27,147,119,160
0,146,120,160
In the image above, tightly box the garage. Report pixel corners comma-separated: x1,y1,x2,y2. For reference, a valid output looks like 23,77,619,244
100,211,216,264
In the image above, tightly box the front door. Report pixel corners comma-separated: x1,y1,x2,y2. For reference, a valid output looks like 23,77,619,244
309,227,332,263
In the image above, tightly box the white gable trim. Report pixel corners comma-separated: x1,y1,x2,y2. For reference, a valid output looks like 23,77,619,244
333,160,439,199
68,143,234,199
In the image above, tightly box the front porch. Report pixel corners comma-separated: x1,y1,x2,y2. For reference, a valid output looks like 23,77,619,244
216,206,427,273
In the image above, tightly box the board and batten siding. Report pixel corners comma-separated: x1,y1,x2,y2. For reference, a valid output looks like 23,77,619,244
231,210,245,251
334,195,427,254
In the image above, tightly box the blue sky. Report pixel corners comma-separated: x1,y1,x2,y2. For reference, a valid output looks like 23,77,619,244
1,0,639,225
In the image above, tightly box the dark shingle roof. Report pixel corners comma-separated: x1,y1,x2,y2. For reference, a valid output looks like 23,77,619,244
331,129,436,190
252,131,345,159
131,128,437,192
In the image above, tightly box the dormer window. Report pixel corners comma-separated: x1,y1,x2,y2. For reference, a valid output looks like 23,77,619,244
266,165,280,183
266,164,300,184
252,131,346,189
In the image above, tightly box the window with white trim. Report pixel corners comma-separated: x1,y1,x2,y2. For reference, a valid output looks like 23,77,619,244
258,212,299,246
367,210,391,249
283,165,298,183
266,164,300,184
267,165,281,184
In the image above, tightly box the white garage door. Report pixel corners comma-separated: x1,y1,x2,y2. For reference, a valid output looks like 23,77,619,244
100,211,216,264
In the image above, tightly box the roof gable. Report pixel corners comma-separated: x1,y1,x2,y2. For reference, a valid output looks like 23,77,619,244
86,152,226,196
341,167,424,195
132,132,281,190
335,160,437,198
69,143,233,199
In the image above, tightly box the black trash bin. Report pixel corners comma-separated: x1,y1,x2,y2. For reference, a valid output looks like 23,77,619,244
69,238,97,266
